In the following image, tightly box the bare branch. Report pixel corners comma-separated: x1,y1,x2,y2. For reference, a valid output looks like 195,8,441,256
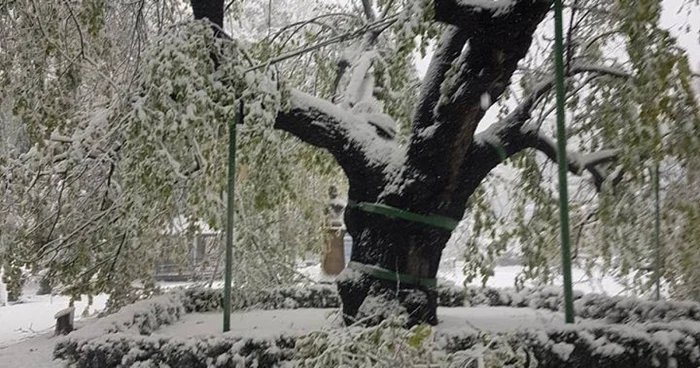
501,63,632,129
244,15,397,73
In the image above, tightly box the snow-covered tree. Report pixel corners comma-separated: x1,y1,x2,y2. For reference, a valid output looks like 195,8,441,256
1,0,698,325
0,0,341,306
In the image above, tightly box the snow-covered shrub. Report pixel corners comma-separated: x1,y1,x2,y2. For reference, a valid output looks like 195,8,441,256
252,284,341,310
185,283,700,324
437,283,467,307
514,321,700,368
463,285,700,324
55,292,186,361
54,284,700,367
182,287,229,313
573,293,700,324
441,320,700,368
181,284,341,312
58,333,296,368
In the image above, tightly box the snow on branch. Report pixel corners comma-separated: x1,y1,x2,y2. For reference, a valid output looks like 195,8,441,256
534,133,618,181
468,125,619,194
434,0,551,31
404,0,551,204
435,0,519,25
339,50,377,109
275,90,404,176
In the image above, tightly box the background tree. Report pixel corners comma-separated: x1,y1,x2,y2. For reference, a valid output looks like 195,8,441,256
0,0,343,307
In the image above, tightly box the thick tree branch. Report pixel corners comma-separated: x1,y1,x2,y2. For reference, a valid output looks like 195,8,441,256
190,0,224,33
394,0,551,210
532,133,618,188
274,90,402,183
457,125,619,206
453,62,632,200
434,0,524,26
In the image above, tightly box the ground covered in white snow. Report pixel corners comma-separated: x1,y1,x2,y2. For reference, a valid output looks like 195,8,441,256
0,284,108,346
0,264,663,367
154,306,566,340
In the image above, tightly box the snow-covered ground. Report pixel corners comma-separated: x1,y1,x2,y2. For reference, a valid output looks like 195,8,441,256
0,262,626,367
154,306,567,340
0,283,109,347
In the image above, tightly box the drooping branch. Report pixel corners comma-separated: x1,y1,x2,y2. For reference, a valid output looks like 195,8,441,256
450,62,632,200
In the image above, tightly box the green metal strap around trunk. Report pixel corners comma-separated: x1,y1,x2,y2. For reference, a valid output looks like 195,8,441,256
487,141,508,162
347,261,437,289
346,200,458,232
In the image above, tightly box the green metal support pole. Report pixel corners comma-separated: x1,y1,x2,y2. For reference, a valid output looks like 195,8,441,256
554,0,575,324
654,163,661,301
223,100,241,332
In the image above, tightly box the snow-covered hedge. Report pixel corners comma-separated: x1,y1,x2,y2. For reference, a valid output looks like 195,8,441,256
181,284,341,312
439,321,700,367
513,321,700,368
465,287,700,323
55,292,187,362
54,283,700,367
183,283,467,311
58,333,296,368
56,318,700,368
463,285,700,324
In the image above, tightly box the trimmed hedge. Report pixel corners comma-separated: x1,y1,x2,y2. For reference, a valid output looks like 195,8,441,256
463,285,700,324
55,283,700,367
55,292,187,364
516,321,700,368
57,319,700,367
60,333,296,368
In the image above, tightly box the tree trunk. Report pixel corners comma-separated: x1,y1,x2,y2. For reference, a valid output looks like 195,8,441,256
337,193,454,326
